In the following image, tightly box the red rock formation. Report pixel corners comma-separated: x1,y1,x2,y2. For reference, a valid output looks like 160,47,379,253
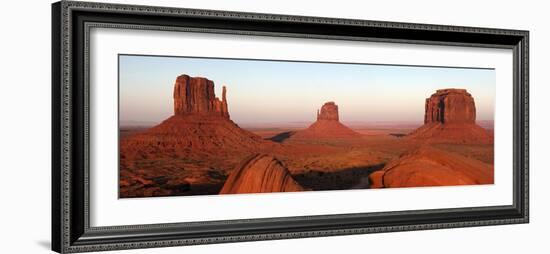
173,75,229,118
369,146,493,188
120,74,274,198
424,89,476,124
409,122,492,143
122,74,265,158
220,154,304,194
290,102,360,139
409,89,492,143
120,115,266,159
317,101,339,121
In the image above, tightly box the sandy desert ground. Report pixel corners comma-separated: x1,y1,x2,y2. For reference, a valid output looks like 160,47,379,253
119,123,493,197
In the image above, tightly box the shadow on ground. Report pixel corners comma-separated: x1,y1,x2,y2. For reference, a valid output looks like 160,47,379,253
36,240,50,250
390,133,407,138
266,131,296,143
292,163,385,191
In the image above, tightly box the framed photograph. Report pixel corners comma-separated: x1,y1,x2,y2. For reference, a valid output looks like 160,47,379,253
52,1,529,253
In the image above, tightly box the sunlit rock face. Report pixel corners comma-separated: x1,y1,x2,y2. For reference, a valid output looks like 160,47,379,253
369,146,494,188
173,74,229,118
291,101,360,139
409,88,492,144
220,154,304,194
317,101,339,121
424,89,476,124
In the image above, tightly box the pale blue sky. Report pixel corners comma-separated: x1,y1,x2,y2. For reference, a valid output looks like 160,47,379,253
119,55,495,125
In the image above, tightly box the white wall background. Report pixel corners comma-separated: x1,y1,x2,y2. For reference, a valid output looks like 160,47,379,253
0,0,546,253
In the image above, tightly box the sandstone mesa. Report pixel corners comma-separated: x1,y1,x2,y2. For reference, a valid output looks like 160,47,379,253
291,101,360,139
119,74,272,197
120,74,267,158
173,74,229,118
409,88,493,144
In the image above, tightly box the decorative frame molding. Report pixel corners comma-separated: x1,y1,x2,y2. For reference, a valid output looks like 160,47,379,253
52,1,529,253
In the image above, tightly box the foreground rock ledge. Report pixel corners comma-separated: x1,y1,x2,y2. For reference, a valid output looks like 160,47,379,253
220,154,304,194
369,146,494,188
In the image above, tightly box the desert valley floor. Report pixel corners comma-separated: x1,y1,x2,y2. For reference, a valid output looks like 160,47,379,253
119,123,494,198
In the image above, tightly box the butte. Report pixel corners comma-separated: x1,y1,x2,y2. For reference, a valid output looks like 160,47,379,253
119,74,271,197
408,89,493,144
369,88,495,188
290,101,360,140
120,74,267,159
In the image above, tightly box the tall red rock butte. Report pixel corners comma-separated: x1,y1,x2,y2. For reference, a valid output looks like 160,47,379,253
173,75,229,118
424,88,476,124
119,75,282,197
408,89,492,143
220,154,305,194
119,74,275,197
317,101,339,121
120,74,268,162
290,101,360,139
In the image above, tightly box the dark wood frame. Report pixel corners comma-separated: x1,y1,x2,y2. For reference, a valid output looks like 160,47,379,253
52,1,529,253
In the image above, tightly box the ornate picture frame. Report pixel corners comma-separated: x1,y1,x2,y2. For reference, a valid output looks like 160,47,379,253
52,1,529,253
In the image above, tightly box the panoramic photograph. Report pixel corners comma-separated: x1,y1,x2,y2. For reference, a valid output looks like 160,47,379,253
118,54,495,198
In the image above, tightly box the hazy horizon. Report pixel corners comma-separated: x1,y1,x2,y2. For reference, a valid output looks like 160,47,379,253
119,55,496,126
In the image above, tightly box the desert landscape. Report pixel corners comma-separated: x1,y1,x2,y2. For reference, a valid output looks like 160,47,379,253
119,73,494,198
